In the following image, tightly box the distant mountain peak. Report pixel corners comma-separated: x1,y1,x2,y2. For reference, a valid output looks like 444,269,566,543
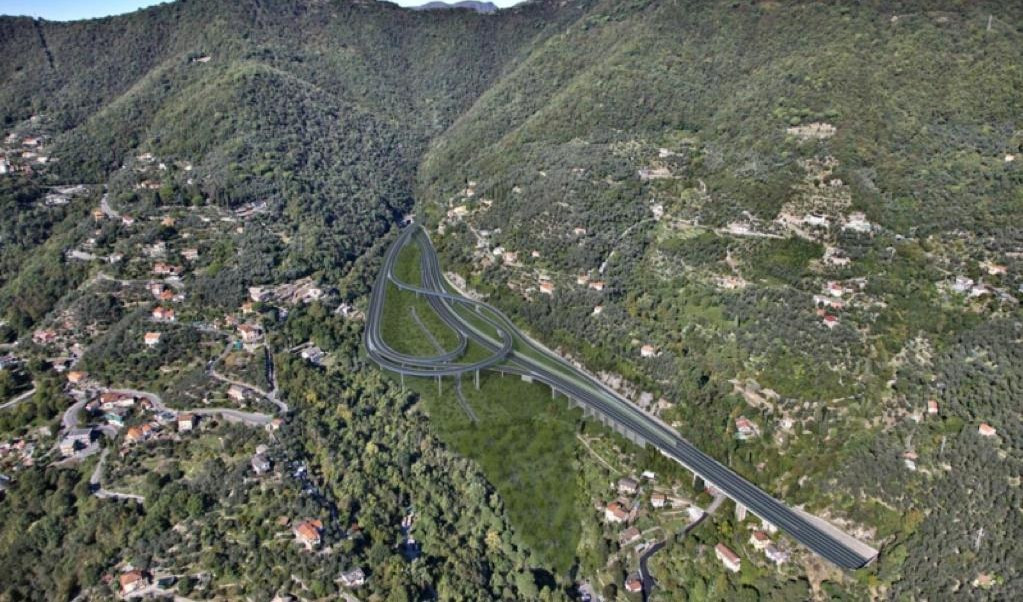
412,1,499,14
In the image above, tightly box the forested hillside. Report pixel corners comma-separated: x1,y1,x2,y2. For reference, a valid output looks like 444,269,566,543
0,0,1021,600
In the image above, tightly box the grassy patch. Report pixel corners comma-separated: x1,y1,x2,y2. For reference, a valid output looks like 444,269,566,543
417,371,582,573
379,244,461,355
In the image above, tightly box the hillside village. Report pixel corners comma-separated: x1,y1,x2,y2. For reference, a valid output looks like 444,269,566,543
0,140,380,598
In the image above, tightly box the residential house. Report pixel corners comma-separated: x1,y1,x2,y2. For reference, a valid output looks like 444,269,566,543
125,423,156,443
903,450,918,471
119,570,151,595
588,280,605,291
619,526,641,547
822,314,839,329
294,519,323,549
749,530,771,551
59,428,94,456
715,543,742,573
238,324,263,345
301,346,326,366
978,423,997,437
182,248,199,262
624,574,643,593
502,251,518,265
33,329,57,345
100,392,135,409
735,416,759,440
152,262,182,276
152,306,176,322
267,417,284,432
340,567,366,588
764,544,789,565
617,476,639,495
927,399,939,415
573,227,587,236
826,281,846,297
144,332,162,347
228,385,247,402
177,413,196,432
576,274,590,286
592,305,604,316
251,454,271,475
539,281,555,295
604,501,628,524
651,492,666,508
640,344,657,358
92,209,105,221
66,371,87,385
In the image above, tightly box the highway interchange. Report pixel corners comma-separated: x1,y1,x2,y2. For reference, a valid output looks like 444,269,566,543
365,224,877,570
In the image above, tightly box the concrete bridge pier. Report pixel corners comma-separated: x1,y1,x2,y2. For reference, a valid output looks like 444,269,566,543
475,369,480,390
736,502,748,522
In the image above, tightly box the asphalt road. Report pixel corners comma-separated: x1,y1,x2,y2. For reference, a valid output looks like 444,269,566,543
365,224,877,570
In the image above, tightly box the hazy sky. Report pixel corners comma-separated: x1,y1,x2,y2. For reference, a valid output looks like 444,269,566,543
0,0,524,21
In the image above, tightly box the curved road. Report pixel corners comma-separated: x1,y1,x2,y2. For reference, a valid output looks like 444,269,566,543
365,224,877,570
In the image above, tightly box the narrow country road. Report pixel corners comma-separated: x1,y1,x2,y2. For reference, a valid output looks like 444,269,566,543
0,385,36,410
208,342,289,414
90,447,144,503
639,493,723,599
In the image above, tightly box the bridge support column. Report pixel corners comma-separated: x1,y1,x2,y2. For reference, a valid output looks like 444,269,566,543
551,386,556,399
400,373,405,391
736,502,748,522
436,375,442,395
475,370,480,390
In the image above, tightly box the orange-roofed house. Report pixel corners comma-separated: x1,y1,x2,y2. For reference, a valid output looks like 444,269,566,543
294,519,324,549
749,530,771,551
152,306,176,322
978,423,997,437
604,501,628,524
715,543,741,573
119,570,150,594
144,332,162,347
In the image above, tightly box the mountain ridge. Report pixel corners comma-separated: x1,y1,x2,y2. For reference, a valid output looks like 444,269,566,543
412,1,500,14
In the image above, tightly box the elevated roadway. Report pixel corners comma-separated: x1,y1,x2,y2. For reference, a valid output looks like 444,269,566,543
365,224,878,570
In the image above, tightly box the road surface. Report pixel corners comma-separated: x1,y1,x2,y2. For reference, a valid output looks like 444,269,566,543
208,342,289,413
0,385,36,410
639,493,721,599
90,447,144,502
365,224,877,570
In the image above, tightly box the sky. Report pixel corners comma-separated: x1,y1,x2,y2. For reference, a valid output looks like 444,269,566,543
0,0,524,21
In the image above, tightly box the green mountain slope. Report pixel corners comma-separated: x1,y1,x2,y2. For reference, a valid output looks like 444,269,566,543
1,0,1022,599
